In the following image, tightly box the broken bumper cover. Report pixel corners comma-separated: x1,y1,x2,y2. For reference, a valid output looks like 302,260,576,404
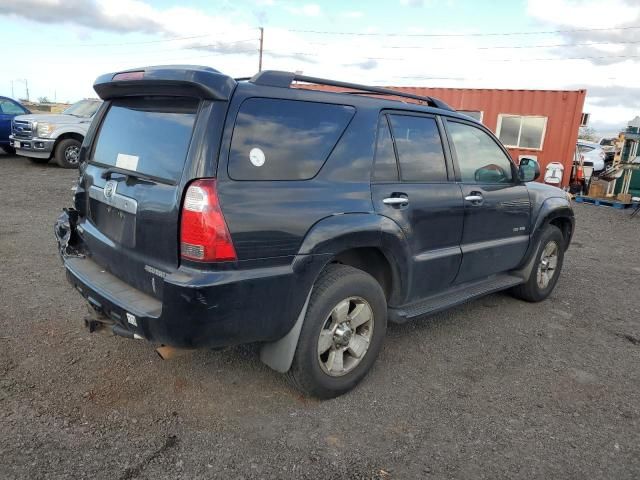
55,210,315,349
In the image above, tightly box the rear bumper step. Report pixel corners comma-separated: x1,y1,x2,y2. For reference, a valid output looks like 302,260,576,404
62,252,309,349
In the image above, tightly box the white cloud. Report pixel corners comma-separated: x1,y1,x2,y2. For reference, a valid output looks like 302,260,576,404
2,0,640,133
286,4,321,17
341,11,364,19
527,0,636,28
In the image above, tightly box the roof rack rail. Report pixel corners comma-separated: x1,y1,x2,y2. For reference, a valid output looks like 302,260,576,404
248,70,453,110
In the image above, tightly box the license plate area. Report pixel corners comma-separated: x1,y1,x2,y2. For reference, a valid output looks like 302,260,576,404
90,200,136,248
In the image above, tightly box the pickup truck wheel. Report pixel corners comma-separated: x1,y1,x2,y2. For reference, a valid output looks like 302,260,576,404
3,146,15,155
287,264,387,399
511,224,564,302
54,138,82,169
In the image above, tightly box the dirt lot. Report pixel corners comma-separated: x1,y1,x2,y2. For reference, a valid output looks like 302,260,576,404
1,152,639,479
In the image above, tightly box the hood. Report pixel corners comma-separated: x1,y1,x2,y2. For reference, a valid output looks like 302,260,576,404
527,180,567,199
13,113,90,125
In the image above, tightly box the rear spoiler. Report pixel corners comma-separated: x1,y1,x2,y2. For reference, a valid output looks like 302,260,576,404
93,65,237,101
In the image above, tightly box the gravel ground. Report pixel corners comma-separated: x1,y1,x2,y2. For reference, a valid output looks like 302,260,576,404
1,152,639,479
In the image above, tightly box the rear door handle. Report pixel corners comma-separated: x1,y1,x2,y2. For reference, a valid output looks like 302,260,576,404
383,197,409,206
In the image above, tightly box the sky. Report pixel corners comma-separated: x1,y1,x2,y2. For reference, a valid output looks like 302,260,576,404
1,0,639,135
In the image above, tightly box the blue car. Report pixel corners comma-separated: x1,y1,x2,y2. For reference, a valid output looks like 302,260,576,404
0,96,30,154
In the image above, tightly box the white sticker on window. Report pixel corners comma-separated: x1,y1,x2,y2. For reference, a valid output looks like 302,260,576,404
116,153,139,171
249,148,265,167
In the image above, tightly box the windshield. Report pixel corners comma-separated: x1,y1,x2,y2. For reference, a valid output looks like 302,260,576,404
63,100,101,118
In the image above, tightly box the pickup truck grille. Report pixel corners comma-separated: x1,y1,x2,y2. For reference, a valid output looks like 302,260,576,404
12,120,33,139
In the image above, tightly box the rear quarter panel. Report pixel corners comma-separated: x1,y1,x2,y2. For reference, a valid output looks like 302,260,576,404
215,85,380,261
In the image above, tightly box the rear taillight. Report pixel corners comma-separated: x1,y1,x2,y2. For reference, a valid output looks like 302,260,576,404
180,179,236,262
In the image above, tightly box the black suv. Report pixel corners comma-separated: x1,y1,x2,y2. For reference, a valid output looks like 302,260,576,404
55,66,574,398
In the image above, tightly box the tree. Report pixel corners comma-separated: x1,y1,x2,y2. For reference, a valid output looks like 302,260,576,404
579,126,598,142
38,96,50,104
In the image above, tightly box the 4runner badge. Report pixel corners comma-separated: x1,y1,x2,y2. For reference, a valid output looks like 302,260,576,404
103,180,117,199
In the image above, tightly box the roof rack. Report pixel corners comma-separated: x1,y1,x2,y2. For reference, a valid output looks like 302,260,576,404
247,70,453,111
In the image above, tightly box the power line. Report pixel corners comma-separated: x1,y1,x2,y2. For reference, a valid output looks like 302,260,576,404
86,38,259,58
288,25,640,37
39,33,256,48
381,40,640,50
298,39,640,51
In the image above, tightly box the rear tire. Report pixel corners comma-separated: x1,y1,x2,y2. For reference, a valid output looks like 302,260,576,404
29,156,50,164
511,224,565,302
288,264,387,399
54,138,82,168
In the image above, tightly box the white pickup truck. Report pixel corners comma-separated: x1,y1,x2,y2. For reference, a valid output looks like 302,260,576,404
10,99,102,168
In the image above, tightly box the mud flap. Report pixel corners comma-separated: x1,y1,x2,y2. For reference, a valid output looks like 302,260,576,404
259,290,312,373
54,208,84,258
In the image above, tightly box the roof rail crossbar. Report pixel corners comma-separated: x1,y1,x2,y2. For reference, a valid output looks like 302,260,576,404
249,70,453,110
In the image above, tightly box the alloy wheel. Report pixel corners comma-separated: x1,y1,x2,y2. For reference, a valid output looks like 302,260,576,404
537,240,559,289
317,296,374,377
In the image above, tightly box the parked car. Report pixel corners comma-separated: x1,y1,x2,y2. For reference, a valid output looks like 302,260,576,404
0,96,30,154
598,137,616,163
577,141,606,172
55,66,574,398
10,99,102,168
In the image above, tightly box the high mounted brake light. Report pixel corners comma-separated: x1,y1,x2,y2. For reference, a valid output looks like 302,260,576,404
180,179,236,262
112,71,144,81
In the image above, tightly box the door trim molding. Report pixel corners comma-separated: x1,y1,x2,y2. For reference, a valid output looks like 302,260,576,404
461,235,528,254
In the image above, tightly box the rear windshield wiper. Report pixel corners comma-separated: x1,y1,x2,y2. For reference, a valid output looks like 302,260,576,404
100,167,172,185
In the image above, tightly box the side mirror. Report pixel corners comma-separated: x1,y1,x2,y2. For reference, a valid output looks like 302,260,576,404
518,157,540,182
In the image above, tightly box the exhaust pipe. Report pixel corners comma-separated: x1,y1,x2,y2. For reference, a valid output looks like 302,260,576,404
155,345,192,360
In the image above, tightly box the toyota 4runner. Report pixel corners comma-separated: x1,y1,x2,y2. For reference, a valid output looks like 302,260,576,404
55,66,574,398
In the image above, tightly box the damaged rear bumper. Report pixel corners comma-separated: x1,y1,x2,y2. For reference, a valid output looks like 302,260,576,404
54,209,316,349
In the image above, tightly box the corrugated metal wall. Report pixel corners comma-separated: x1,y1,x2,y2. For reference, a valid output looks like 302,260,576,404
305,85,586,186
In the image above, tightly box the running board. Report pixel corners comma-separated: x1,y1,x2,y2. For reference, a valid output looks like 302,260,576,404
388,274,524,324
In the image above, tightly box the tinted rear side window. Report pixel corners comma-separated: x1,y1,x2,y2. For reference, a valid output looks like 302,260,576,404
388,115,447,182
228,98,355,180
373,116,399,181
91,97,198,182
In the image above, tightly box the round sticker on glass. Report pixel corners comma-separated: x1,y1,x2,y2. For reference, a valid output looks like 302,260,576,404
249,147,266,167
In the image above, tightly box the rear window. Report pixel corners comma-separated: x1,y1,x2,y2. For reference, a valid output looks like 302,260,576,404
228,98,355,180
91,97,198,182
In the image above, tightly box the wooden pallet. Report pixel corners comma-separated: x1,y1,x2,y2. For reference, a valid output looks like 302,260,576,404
574,195,632,209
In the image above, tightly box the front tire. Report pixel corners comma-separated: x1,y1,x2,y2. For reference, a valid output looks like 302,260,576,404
3,146,16,155
54,138,82,168
288,264,387,399
511,225,565,302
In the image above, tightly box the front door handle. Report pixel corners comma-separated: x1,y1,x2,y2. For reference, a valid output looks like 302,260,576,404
464,192,484,204
383,197,409,206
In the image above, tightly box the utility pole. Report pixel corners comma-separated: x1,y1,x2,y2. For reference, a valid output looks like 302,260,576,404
11,80,14,98
258,27,264,72
13,79,29,101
